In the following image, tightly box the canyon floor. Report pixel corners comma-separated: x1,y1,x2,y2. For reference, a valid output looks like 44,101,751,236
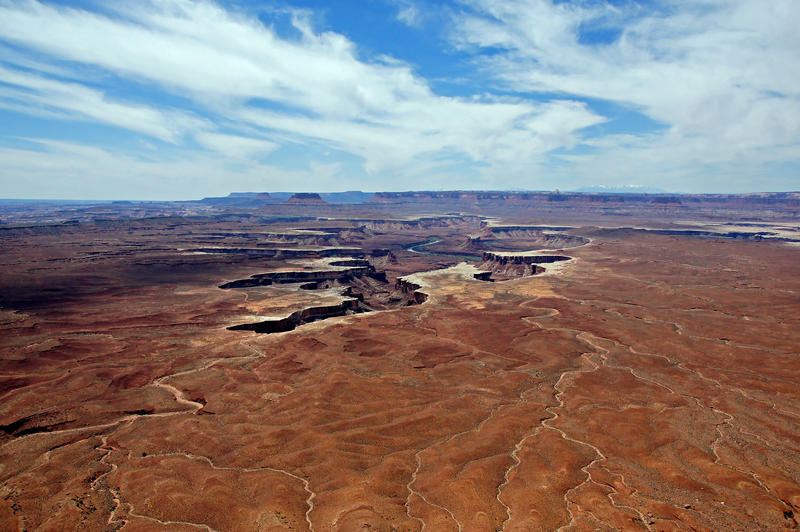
1,197,799,531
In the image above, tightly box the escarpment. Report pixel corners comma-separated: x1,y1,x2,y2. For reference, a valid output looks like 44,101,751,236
482,252,572,264
225,274,428,333
484,227,589,248
219,265,375,289
359,215,482,234
188,247,366,259
476,252,572,280
224,254,429,333
394,278,428,304
455,226,588,253
228,299,363,334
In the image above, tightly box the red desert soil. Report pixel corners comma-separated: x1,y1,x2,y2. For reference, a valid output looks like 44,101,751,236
0,209,799,531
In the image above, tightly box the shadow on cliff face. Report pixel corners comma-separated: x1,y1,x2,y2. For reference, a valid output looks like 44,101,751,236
227,299,365,334
223,250,573,334
474,253,572,281
222,268,427,334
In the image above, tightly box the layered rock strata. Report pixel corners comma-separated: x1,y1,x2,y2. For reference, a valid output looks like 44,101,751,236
477,252,572,279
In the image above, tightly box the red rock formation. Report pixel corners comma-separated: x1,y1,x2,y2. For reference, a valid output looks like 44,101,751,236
285,193,328,204
475,252,570,280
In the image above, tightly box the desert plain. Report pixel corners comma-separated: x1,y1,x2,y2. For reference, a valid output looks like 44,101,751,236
0,191,799,531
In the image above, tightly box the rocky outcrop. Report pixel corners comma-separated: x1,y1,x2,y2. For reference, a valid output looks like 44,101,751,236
360,216,482,234
327,259,371,268
189,247,365,259
219,265,374,289
472,271,493,282
488,226,585,240
228,299,362,334
477,252,571,280
394,278,429,305
481,252,572,265
468,227,589,251
227,273,430,334
261,232,343,246
368,250,398,267
227,269,429,334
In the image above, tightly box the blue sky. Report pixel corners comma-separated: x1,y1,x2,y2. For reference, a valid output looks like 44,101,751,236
0,0,798,199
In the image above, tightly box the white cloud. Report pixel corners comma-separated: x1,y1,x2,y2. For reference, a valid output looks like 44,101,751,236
0,0,602,189
396,1,421,27
1,0,795,195
452,0,800,189
194,132,279,159
0,139,344,200
0,65,200,142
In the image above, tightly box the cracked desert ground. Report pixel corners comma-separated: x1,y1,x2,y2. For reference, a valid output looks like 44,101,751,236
1,196,799,531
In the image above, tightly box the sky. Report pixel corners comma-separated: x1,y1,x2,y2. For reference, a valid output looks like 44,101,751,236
0,0,798,200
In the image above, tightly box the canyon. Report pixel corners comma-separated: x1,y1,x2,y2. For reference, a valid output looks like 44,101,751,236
0,193,799,531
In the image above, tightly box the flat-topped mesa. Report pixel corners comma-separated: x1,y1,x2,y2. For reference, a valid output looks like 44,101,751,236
198,191,281,207
481,252,572,265
284,193,327,204
478,251,572,280
228,192,271,199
